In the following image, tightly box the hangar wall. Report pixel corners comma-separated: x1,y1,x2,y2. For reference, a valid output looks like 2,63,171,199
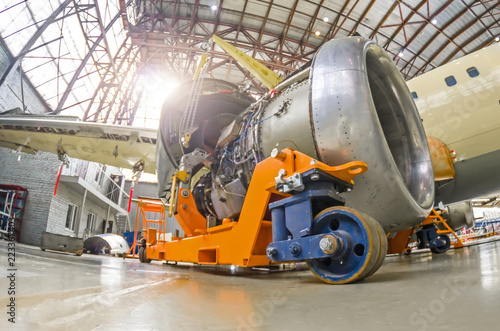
46,182,118,239
0,148,59,245
0,148,129,245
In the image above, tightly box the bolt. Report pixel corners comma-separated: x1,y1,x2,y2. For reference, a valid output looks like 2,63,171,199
310,159,317,165
267,247,278,257
182,204,188,209
271,149,286,160
289,243,301,256
181,190,190,198
310,173,320,181
319,235,337,255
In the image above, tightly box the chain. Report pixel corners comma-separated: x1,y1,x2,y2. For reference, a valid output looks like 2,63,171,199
187,64,206,129
180,47,209,147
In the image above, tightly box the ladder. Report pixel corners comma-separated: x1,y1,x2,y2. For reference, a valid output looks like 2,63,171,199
0,189,16,237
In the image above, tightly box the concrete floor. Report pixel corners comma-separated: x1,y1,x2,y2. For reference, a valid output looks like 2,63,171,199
1,239,500,330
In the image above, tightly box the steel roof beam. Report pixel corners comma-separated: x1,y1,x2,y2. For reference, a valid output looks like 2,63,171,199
349,0,376,36
369,1,398,39
0,0,72,88
233,62,265,94
235,0,248,42
398,0,455,76
330,0,360,40
54,8,122,114
300,0,325,52
441,18,500,65
382,0,427,49
322,0,350,42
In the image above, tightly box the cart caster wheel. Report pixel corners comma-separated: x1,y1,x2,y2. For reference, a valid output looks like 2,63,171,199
362,215,387,279
404,249,412,255
431,235,451,254
139,246,151,263
307,206,387,284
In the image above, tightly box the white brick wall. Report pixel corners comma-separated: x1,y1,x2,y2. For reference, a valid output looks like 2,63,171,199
0,148,122,245
0,148,59,245
47,183,118,238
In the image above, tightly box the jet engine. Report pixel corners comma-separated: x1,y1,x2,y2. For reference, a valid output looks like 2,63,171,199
157,37,435,232
443,201,475,231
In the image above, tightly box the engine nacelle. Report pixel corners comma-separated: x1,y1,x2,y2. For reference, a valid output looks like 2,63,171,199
157,38,435,232
443,201,474,231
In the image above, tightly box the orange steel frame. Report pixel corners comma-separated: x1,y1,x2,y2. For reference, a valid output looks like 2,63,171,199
387,209,464,254
419,209,464,248
127,198,166,258
145,148,367,267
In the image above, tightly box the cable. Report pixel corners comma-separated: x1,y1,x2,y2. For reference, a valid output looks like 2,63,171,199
250,113,275,125
232,111,257,145
275,139,300,151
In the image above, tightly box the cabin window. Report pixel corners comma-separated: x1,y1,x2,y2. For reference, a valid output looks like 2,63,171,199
86,213,96,232
95,164,107,186
65,204,79,231
411,91,418,100
445,75,457,87
466,67,479,78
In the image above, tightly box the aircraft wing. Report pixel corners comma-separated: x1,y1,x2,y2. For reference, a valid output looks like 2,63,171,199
0,116,158,174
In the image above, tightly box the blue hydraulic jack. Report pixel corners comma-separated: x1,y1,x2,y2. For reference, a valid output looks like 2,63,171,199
266,163,387,284
416,224,451,254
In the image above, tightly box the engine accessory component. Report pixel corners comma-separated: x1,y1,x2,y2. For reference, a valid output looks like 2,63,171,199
275,169,304,193
211,178,247,219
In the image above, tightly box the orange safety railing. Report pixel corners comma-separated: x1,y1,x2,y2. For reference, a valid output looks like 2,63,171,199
126,198,167,258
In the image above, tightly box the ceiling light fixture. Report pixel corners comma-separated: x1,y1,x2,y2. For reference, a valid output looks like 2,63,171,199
315,30,321,36
496,36,500,42
211,5,218,11
431,19,437,25
397,46,405,58
323,17,329,23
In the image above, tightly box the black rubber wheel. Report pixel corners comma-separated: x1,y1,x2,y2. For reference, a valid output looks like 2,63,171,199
138,246,152,263
430,235,451,254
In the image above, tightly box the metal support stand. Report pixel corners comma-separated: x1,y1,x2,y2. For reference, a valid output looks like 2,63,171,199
387,209,464,255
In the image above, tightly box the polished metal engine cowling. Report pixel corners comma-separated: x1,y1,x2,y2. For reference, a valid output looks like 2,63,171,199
258,38,434,231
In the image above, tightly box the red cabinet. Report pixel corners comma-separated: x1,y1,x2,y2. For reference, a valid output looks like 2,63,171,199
0,184,28,241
